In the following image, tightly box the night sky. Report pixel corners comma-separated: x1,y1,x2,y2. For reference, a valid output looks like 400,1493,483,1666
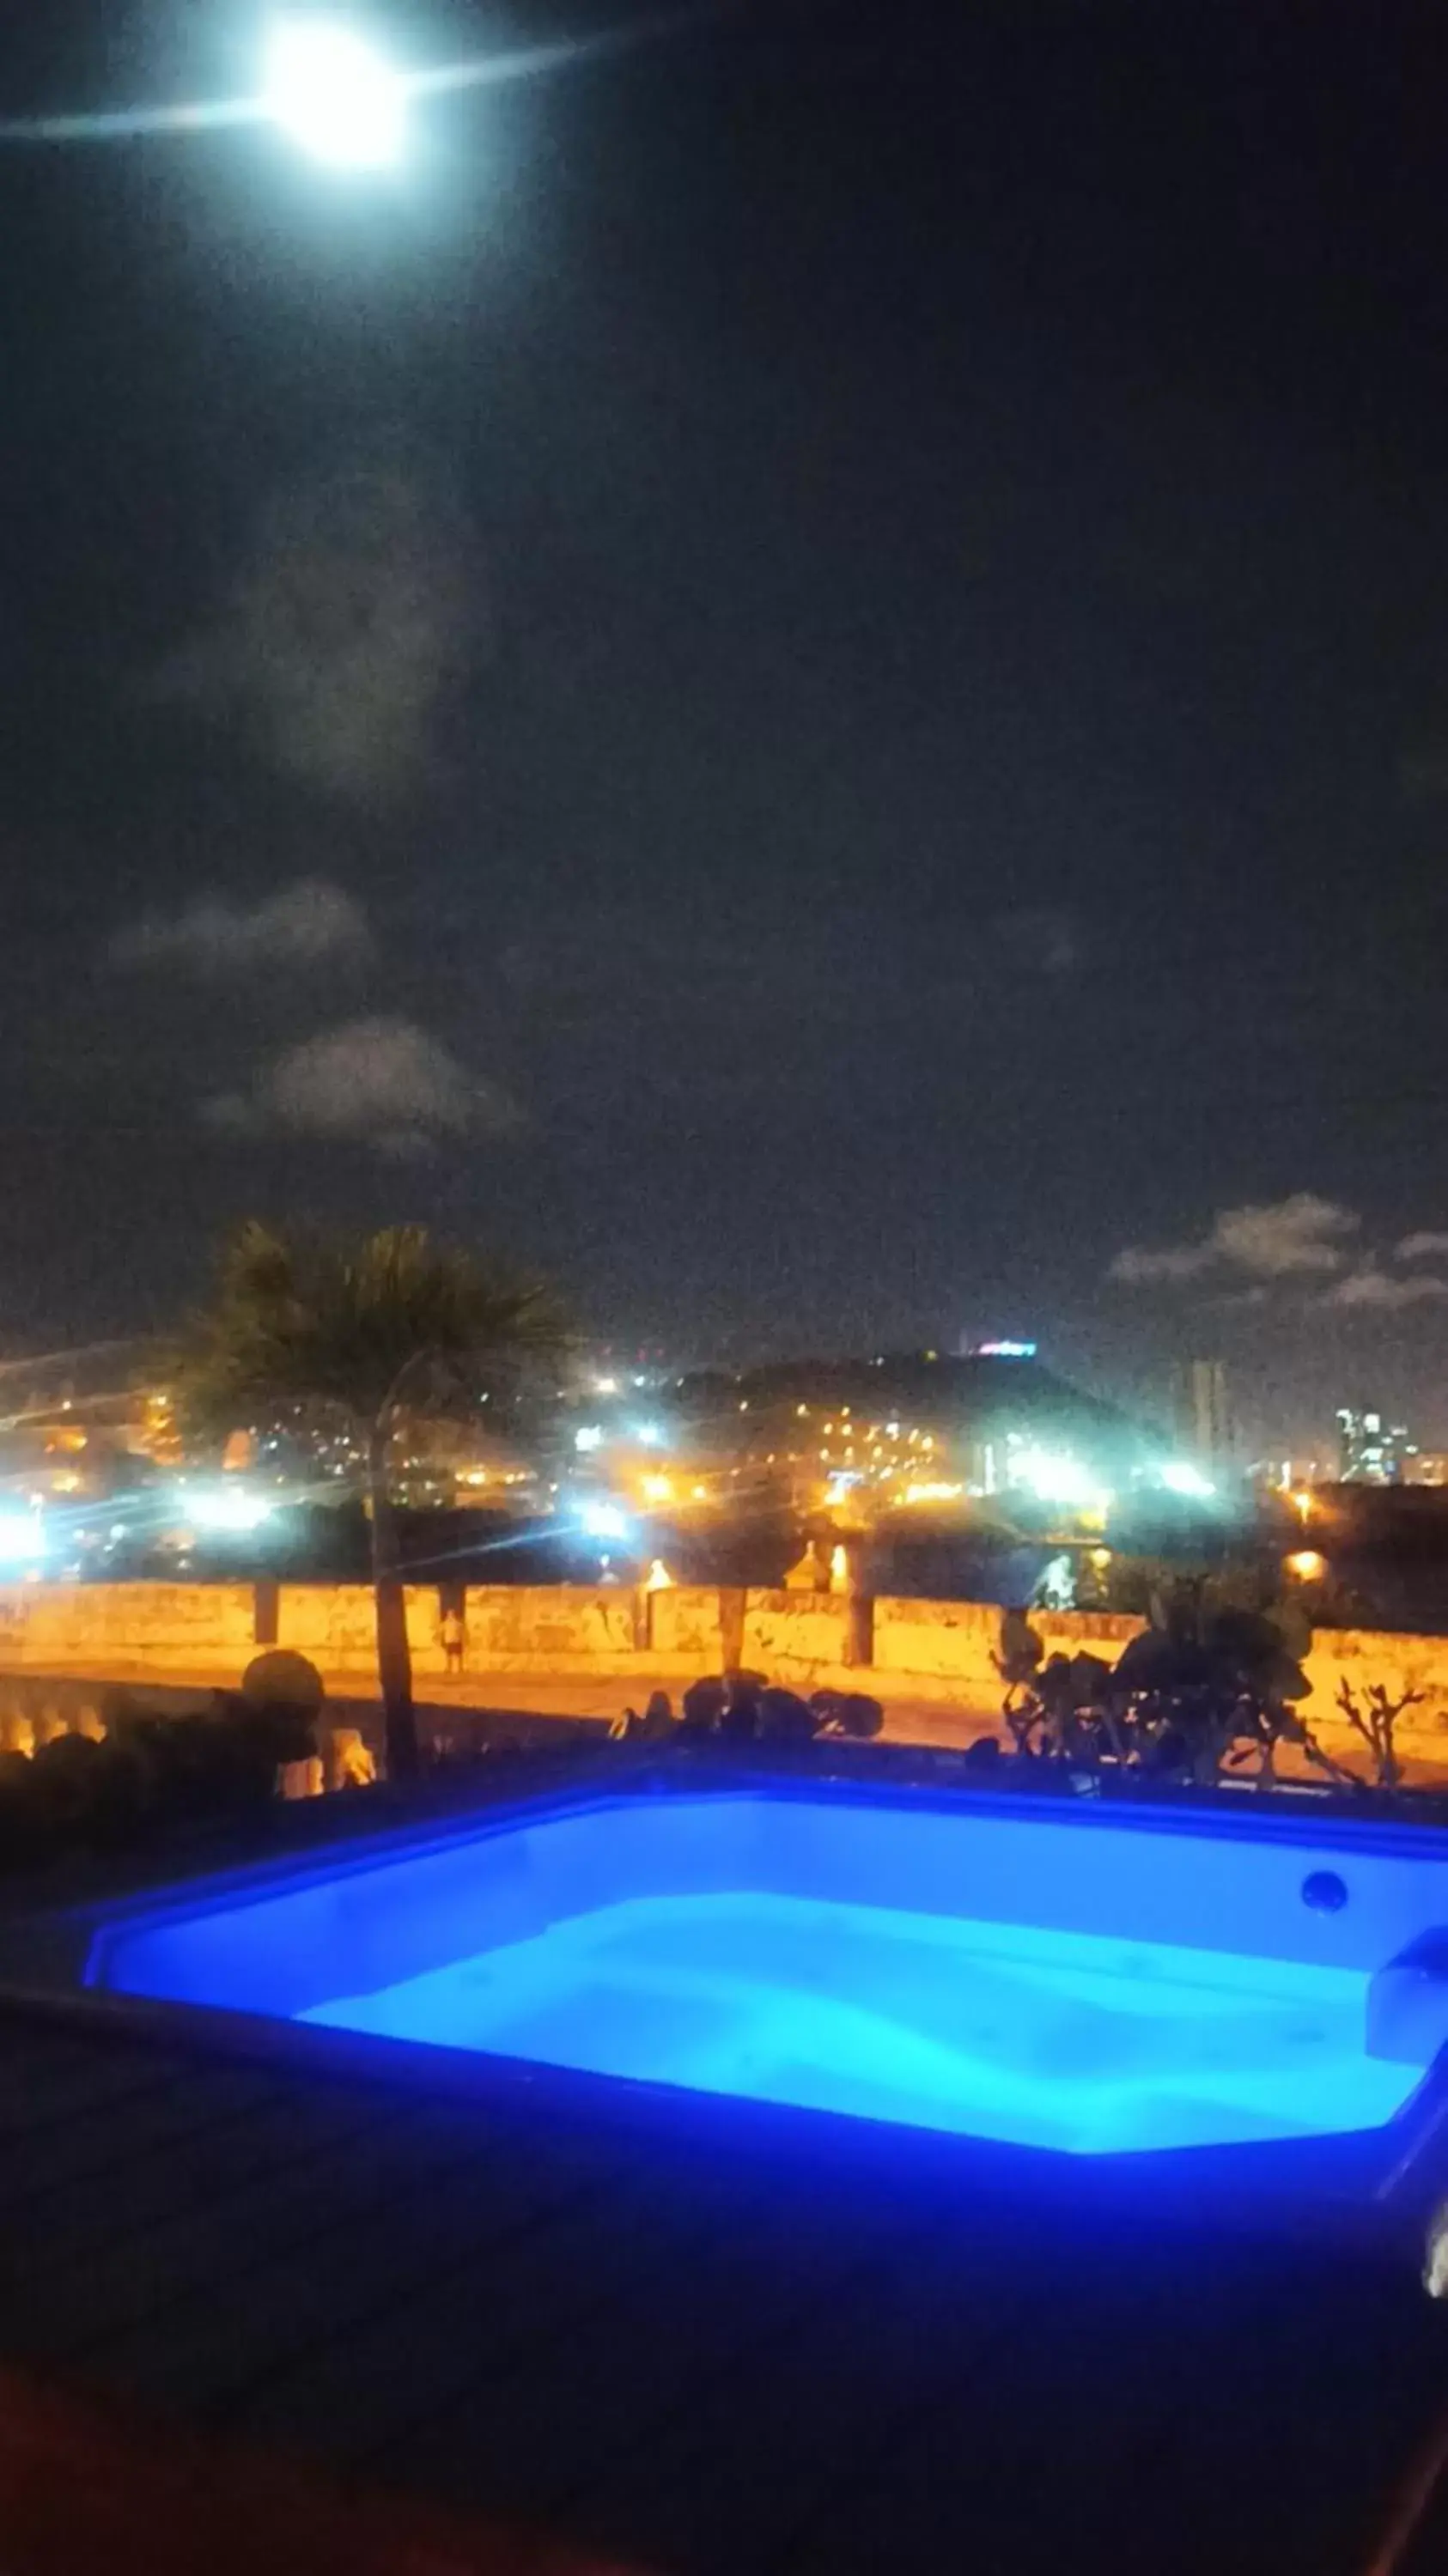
4,0,1448,1446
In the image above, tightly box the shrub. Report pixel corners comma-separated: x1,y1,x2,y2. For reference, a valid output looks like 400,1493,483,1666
991,1587,1369,1793
0,1692,322,1874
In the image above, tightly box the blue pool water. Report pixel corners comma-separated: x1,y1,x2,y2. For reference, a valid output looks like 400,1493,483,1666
87,1789,1448,2160
301,1888,1419,2154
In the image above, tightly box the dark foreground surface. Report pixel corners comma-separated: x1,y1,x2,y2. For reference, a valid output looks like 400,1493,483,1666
0,1993,1446,2576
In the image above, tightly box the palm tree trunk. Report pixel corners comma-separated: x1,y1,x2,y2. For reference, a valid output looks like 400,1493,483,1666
368,1413,418,1781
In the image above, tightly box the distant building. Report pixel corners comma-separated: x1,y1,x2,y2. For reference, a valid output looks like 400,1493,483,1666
1170,1359,1232,1475
1336,1406,1415,1485
1252,1455,1330,1496
672,1350,1147,1521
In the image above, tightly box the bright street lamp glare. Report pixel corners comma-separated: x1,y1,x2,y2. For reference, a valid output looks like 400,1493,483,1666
0,9,705,153
264,20,406,168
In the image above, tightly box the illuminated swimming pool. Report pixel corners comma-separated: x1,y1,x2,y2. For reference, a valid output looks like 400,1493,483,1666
76,1783,1448,2167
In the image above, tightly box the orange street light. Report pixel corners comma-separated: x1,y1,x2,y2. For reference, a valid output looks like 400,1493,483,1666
1286,1549,1327,1583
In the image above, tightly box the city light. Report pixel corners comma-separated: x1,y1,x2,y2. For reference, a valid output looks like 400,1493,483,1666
640,1473,673,1505
1017,1449,1111,1512
187,1485,275,1534
579,1502,630,1542
1159,1461,1216,1499
263,19,408,168
632,1422,665,1449
1286,1549,1328,1583
0,1510,45,1567
574,1425,603,1454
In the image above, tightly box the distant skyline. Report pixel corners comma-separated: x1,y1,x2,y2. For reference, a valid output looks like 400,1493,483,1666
0,1307,1424,1475
3,3,1448,1437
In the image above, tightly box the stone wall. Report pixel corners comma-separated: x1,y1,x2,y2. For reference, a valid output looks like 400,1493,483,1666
740,1590,855,1676
872,1596,1006,1688
464,1587,642,1668
871,1600,1145,1703
3,1580,1448,1764
645,1585,727,1667
275,1586,379,1673
1303,1628,1448,1755
0,1583,257,1671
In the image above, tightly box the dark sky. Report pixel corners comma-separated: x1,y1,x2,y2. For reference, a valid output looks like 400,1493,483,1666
3,0,1448,1445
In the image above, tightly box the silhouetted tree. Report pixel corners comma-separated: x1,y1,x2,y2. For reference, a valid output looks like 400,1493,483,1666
176,1222,563,1780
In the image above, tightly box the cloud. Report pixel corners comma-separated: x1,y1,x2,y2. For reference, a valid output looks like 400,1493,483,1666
1110,1240,1215,1285
1396,1230,1448,1262
149,457,477,803
1210,1195,1358,1276
107,879,372,978
1321,1265,1448,1311
1110,1193,1358,1287
205,1017,517,1159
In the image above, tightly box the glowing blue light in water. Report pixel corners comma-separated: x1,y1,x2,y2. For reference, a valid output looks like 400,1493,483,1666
301,1894,1420,2156
91,1792,1448,2160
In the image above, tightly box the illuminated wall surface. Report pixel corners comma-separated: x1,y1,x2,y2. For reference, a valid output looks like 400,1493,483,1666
7,1581,1448,1771
89,1794,1448,2157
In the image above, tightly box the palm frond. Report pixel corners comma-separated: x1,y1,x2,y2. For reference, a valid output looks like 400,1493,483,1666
174,1220,566,1439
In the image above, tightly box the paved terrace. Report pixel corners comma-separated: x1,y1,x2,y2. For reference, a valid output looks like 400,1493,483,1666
0,1653,1003,1746
0,1777,1445,2573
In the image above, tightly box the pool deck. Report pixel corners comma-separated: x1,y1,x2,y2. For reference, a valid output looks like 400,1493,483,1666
2,1789,1448,2572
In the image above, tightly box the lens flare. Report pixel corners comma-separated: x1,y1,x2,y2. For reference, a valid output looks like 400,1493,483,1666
264,21,405,170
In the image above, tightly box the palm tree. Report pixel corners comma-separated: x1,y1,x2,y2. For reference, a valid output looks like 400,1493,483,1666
178,1222,564,1780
